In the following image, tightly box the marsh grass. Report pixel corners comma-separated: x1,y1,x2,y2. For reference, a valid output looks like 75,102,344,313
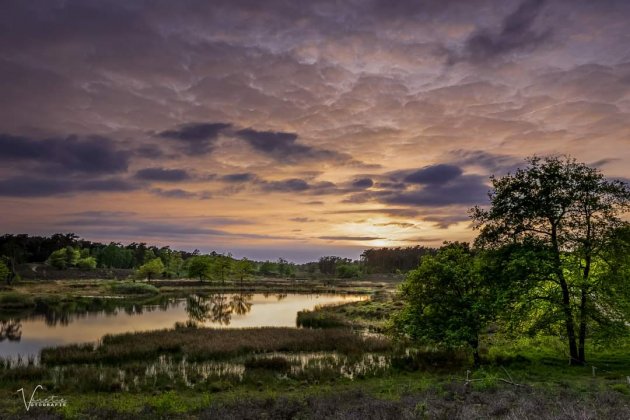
297,291,401,332
0,292,35,309
41,327,392,365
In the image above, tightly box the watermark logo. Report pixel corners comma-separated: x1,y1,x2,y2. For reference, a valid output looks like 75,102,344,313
16,385,67,411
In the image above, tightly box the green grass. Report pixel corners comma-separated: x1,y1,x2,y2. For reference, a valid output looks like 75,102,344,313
297,291,402,331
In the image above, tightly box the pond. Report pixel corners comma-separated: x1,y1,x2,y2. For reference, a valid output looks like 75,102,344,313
0,293,366,360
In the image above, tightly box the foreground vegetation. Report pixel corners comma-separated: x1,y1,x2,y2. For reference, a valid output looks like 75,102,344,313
0,327,628,418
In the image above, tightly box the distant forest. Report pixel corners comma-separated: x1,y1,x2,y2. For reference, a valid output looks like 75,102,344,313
0,233,436,277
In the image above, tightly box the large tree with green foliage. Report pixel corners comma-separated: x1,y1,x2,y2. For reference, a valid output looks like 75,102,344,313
392,243,500,365
187,256,214,282
136,258,165,281
47,246,80,269
471,156,630,364
231,258,254,287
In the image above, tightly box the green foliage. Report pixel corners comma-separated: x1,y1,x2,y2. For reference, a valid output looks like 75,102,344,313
96,243,134,269
0,260,9,284
232,258,254,285
187,256,214,281
212,254,232,284
47,246,80,269
136,258,165,280
471,155,630,364
392,243,499,364
77,256,97,269
110,282,159,295
258,260,277,276
336,264,361,278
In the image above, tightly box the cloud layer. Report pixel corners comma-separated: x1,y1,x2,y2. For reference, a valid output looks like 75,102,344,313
0,0,629,260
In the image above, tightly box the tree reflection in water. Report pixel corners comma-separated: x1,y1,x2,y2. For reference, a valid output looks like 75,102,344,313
230,292,253,315
185,292,253,325
0,320,22,342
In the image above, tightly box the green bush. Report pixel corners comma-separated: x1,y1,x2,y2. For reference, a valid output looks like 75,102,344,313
77,257,97,269
296,310,346,328
109,282,159,295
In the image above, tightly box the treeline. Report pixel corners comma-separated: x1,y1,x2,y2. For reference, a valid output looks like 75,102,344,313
0,233,439,282
0,233,301,283
0,233,197,270
360,246,436,273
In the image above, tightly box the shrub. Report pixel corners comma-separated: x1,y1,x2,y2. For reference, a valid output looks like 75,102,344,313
110,282,159,295
297,310,346,328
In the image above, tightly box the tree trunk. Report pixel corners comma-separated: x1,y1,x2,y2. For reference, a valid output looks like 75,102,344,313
552,226,580,365
578,253,591,364
471,335,481,367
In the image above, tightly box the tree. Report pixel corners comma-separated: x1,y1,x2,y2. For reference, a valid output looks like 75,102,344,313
232,258,254,287
258,260,277,276
471,156,630,364
212,254,232,285
187,256,214,282
47,246,80,269
77,256,97,269
0,260,10,285
318,256,340,276
336,264,360,278
392,243,498,366
136,258,165,281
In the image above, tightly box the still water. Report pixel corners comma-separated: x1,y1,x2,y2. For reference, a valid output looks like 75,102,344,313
0,293,366,359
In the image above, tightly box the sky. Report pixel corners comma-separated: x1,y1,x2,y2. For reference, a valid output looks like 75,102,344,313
0,0,629,262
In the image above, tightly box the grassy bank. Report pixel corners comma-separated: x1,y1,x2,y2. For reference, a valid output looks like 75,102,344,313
297,290,401,331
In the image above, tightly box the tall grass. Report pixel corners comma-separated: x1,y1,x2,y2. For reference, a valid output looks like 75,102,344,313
41,327,392,365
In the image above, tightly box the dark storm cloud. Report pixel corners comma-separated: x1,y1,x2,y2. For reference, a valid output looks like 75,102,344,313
382,174,489,206
235,128,351,163
150,188,212,200
0,134,129,175
260,178,311,192
0,176,138,197
351,178,374,189
135,167,191,182
221,173,259,183
344,163,490,207
158,123,231,155
453,0,551,63
403,164,463,185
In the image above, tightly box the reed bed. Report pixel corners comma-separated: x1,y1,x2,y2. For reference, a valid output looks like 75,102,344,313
41,327,392,365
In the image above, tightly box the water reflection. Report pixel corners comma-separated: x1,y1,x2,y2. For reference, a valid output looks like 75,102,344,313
0,293,366,359
0,320,21,342
186,292,288,325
